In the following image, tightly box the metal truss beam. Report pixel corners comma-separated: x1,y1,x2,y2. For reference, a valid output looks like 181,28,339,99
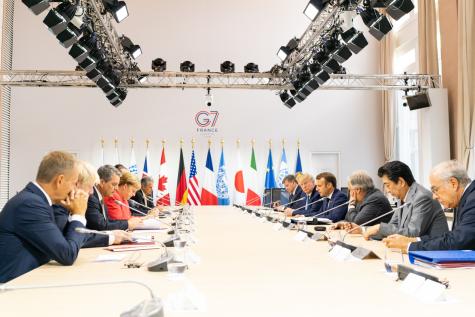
0,70,440,91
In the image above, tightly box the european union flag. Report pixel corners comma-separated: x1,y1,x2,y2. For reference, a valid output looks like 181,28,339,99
265,149,276,189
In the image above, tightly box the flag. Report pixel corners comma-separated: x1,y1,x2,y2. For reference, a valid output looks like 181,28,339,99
295,148,303,174
129,146,138,176
142,150,149,178
277,148,289,188
187,150,201,205
246,146,261,206
234,147,246,205
175,147,188,206
156,145,170,206
201,148,218,205
113,141,120,165
216,148,230,205
265,148,276,189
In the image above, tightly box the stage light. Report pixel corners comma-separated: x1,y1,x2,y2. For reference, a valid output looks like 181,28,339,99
322,57,340,74
280,91,297,109
79,56,98,72
56,26,81,48
303,0,328,20
360,6,392,41
69,33,98,62
277,38,299,61
86,68,103,82
220,61,235,73
102,0,128,23
110,88,127,107
138,75,147,83
22,0,50,15
244,63,259,73
120,35,142,59
97,76,115,94
180,61,195,72
406,92,431,110
43,2,77,35
340,27,368,54
151,58,167,72
386,0,414,20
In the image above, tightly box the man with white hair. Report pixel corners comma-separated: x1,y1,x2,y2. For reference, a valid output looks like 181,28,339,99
384,160,475,252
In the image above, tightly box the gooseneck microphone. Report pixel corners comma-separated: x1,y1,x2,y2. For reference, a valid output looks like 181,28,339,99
275,196,306,211
289,196,327,215
342,202,410,241
114,200,172,227
308,201,350,221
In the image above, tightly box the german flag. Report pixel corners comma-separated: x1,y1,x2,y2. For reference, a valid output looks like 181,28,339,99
175,147,188,206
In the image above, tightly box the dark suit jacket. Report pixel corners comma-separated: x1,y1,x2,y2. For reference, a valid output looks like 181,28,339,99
315,188,348,222
287,185,306,210
53,205,109,248
0,182,88,283
292,186,323,217
410,181,475,251
379,182,448,238
130,190,153,216
345,188,392,225
86,186,128,231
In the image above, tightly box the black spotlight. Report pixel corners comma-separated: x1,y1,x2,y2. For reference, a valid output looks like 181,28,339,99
277,38,299,61
331,41,352,64
280,91,297,109
303,0,328,20
86,68,103,82
220,61,235,73
102,0,128,23
56,24,82,48
78,56,98,72
69,33,97,63
22,0,50,15
406,92,431,110
152,58,167,72
244,63,259,73
340,27,368,54
43,2,77,35
308,60,330,85
110,88,127,107
180,61,195,72
321,57,340,74
386,0,414,20
97,76,116,94
120,35,142,59
360,6,392,41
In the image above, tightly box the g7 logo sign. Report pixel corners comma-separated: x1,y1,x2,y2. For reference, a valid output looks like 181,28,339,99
195,111,219,127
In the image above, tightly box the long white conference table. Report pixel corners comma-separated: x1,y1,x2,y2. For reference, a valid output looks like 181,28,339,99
1,206,475,317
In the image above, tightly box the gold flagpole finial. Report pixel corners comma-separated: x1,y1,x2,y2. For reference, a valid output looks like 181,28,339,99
114,138,118,147
269,139,272,148
208,138,212,147
282,139,286,148
191,138,196,149
297,139,300,148
179,138,184,147
220,138,224,148
251,139,255,147
236,139,240,148
100,138,105,148
146,139,150,149
131,138,135,147
161,139,166,147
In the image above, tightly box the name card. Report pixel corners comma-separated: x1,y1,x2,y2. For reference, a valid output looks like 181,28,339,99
294,231,308,242
329,245,352,261
273,223,284,231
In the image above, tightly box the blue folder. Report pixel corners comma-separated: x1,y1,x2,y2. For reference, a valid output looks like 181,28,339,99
409,250,475,264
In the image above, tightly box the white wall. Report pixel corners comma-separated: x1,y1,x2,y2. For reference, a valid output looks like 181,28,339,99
10,0,385,201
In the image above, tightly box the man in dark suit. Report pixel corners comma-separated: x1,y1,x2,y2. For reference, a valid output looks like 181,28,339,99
334,171,392,227
86,165,142,231
285,173,323,217
384,160,475,251
314,172,348,222
277,174,306,212
130,176,154,215
0,151,89,283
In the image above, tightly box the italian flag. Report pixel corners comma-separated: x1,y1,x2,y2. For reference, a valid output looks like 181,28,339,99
246,146,261,206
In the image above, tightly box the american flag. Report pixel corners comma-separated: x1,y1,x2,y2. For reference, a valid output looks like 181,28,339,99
188,150,201,205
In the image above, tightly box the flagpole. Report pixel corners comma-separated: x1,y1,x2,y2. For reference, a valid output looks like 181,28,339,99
268,139,273,205
191,138,195,150
114,138,119,164
100,138,105,165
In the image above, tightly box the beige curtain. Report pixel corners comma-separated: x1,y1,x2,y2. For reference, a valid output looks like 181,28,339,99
418,0,440,75
458,0,475,173
381,33,395,162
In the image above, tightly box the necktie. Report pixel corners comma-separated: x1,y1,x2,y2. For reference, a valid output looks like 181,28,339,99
305,195,309,210
100,199,107,220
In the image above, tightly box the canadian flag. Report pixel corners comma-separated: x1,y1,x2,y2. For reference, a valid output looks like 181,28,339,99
156,145,171,206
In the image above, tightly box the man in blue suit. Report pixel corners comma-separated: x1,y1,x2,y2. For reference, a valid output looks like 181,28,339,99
278,174,306,212
314,172,348,222
384,160,475,252
0,151,89,283
285,173,323,217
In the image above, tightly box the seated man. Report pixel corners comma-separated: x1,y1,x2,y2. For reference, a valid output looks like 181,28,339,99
86,165,142,231
0,151,89,283
54,161,131,247
130,176,154,215
284,173,322,217
333,170,392,227
314,172,348,222
277,174,306,212
349,161,448,240
384,160,475,252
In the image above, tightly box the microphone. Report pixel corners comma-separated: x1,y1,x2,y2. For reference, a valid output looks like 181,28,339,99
342,202,410,241
289,196,327,215
308,201,350,222
0,280,163,316
131,199,154,211
274,196,306,211
75,227,111,236
114,200,172,227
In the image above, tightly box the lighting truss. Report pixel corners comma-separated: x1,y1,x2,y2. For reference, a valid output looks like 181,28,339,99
0,70,440,91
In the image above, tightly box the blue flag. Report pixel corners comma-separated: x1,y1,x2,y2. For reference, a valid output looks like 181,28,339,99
216,148,230,205
277,148,289,188
295,148,302,174
265,149,276,189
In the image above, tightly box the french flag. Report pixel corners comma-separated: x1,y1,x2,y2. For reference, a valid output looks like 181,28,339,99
200,148,218,205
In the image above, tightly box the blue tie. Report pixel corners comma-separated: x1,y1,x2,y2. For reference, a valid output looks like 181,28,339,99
305,195,309,210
